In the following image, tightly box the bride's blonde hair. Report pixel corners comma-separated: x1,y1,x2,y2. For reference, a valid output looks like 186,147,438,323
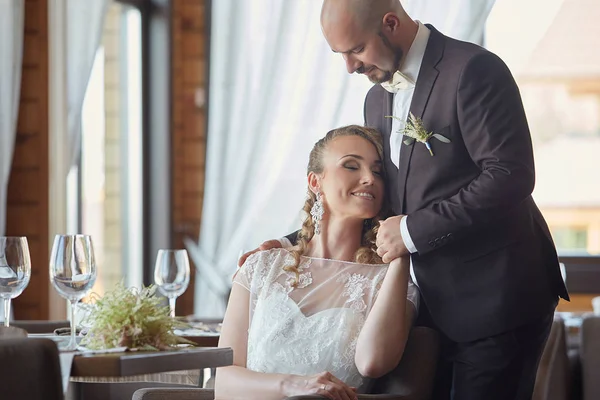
284,125,389,285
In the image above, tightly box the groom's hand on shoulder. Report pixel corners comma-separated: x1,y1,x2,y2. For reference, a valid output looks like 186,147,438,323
237,240,282,267
376,216,409,263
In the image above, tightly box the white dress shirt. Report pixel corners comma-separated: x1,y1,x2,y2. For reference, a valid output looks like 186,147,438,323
384,21,431,285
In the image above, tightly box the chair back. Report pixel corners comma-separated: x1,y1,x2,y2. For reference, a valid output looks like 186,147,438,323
581,315,600,400
12,320,70,334
0,326,28,338
368,326,440,400
0,338,63,400
532,317,570,400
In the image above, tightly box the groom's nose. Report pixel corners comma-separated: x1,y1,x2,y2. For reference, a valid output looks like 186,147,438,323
343,54,361,74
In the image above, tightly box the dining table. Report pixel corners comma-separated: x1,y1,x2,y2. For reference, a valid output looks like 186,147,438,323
61,346,232,400
176,318,221,348
25,318,226,400
25,328,227,400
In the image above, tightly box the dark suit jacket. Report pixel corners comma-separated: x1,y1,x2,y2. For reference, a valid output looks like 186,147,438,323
364,25,569,342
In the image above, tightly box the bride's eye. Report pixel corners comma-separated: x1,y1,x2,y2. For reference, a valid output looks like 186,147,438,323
343,162,358,170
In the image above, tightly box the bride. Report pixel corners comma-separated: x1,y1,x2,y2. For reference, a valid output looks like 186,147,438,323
215,125,419,400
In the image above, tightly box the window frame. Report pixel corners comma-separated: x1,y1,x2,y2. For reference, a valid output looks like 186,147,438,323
137,0,172,286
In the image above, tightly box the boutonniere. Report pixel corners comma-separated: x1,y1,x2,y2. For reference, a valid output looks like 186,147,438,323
386,112,451,156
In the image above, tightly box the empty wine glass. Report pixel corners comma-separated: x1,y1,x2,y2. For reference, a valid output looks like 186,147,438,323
0,237,31,327
49,235,97,350
154,249,190,318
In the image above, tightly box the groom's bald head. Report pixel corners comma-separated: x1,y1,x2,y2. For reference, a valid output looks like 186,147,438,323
321,0,408,32
321,0,416,84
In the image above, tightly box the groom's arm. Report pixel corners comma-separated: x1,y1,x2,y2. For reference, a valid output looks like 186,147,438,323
406,51,535,255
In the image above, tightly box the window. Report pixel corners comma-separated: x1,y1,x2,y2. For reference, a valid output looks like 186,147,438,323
486,0,600,257
552,227,589,254
74,1,144,296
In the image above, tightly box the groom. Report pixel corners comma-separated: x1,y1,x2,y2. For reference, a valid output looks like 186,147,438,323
319,0,569,398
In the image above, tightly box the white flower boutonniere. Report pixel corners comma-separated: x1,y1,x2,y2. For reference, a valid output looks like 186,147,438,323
386,112,451,156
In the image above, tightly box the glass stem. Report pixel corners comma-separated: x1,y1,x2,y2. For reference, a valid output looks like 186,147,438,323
169,297,176,318
70,300,77,349
3,298,10,327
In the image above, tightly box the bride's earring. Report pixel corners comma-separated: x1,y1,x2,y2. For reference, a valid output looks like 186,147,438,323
310,192,324,235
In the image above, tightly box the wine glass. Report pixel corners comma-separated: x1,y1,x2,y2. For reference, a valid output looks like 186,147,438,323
154,249,190,318
0,237,31,327
49,235,97,350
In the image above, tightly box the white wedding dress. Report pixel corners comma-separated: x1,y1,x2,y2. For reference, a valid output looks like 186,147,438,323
234,248,419,389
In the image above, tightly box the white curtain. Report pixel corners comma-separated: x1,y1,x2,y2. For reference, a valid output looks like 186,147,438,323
190,0,496,317
0,0,24,323
0,0,24,237
403,0,496,44
66,0,109,170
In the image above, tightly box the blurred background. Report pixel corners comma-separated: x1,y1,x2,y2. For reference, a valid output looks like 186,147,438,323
1,0,598,322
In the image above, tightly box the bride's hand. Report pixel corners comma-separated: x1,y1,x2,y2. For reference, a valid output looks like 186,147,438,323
282,371,357,400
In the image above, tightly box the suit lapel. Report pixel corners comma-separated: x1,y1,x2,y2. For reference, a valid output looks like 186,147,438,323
398,25,444,214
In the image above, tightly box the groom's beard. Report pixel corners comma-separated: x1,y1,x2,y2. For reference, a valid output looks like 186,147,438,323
358,65,391,84
361,33,404,84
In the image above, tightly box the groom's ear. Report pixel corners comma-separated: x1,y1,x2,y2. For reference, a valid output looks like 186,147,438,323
307,172,321,195
382,12,400,33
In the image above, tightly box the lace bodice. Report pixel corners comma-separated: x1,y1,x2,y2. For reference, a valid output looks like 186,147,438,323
234,249,419,388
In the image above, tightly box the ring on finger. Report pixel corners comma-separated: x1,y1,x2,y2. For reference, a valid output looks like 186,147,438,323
321,383,328,391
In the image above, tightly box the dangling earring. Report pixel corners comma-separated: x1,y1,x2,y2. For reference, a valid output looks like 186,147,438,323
310,192,324,235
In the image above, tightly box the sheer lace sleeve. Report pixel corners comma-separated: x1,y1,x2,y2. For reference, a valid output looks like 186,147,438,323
232,250,274,292
232,250,279,294
232,253,259,291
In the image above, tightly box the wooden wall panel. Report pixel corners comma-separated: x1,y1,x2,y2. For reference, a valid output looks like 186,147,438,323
12,134,42,168
8,0,50,320
7,169,42,204
20,66,42,100
17,100,41,134
172,0,208,316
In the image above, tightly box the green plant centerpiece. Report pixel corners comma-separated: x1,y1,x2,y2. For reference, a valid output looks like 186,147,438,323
80,283,193,351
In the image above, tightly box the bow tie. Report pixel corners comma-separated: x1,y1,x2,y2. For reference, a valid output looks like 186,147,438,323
380,71,415,93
